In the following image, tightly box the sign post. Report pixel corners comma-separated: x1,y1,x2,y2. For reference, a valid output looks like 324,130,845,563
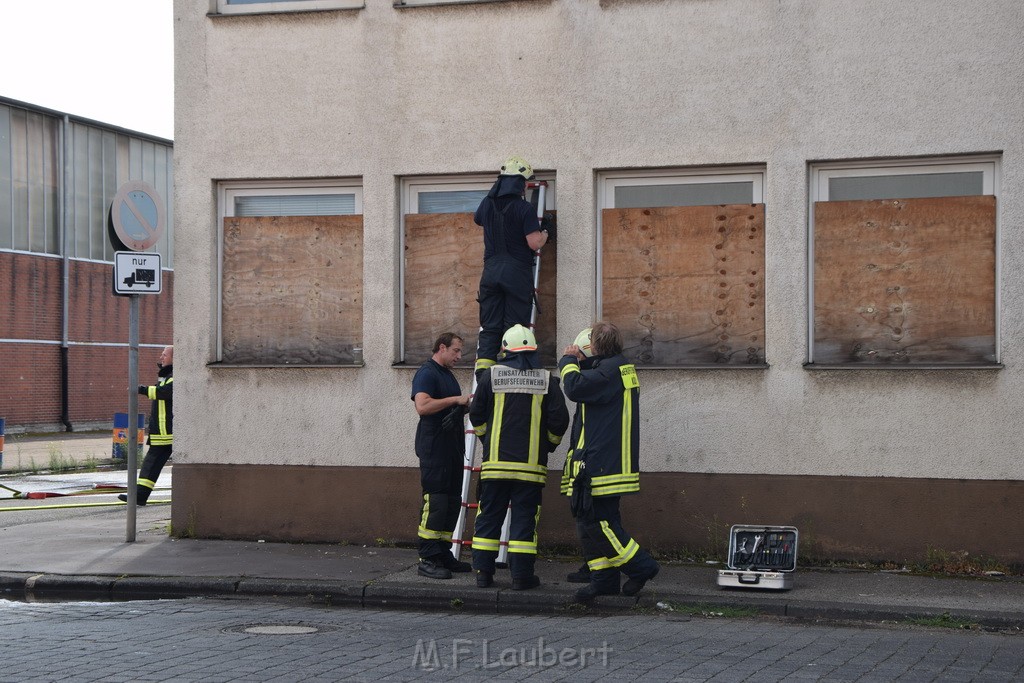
110,181,166,543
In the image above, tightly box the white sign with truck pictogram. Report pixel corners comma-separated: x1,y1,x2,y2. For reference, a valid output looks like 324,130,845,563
114,252,162,295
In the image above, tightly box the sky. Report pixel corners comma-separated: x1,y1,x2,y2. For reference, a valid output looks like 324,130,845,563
0,0,174,140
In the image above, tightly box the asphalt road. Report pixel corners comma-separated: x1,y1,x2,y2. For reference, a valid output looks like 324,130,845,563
1,596,1021,682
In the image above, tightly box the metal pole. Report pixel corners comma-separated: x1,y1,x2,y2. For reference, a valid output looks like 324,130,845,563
126,295,139,542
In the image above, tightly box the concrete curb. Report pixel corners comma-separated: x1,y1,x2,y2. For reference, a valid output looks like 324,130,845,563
2,571,1021,631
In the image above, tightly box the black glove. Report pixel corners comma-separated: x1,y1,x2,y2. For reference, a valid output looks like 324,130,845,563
137,385,148,396
441,404,465,433
541,212,556,241
569,466,593,521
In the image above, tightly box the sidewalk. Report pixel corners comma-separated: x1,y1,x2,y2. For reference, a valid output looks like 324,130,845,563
1,433,115,472
2,434,1022,627
1,499,1022,628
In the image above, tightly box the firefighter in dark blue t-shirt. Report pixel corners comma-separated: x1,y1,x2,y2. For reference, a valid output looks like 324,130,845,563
411,332,473,579
473,155,550,377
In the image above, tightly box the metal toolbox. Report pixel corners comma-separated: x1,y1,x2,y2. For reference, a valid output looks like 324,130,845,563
717,524,798,590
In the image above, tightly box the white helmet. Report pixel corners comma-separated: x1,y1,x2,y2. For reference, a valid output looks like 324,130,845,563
574,328,593,357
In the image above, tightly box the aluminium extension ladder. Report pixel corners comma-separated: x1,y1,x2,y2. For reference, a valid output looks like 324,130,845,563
450,180,548,564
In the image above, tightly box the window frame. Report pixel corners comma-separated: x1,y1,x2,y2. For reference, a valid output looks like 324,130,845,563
394,0,522,7
596,167,766,321
216,178,363,362
213,0,363,15
806,155,1001,367
399,173,555,363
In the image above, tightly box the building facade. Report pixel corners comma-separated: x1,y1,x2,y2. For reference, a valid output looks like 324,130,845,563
0,97,174,433
173,0,1024,564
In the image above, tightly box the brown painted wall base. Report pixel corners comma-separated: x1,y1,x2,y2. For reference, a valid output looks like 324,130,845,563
171,464,1024,565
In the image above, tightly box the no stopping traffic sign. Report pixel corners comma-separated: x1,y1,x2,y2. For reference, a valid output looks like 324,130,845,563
109,181,166,251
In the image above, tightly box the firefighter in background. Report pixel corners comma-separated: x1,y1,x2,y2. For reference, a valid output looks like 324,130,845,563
469,324,569,590
411,332,473,579
558,321,660,602
472,155,552,377
119,345,173,506
559,327,596,585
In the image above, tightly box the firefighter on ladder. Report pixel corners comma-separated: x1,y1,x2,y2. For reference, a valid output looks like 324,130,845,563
473,155,552,377
469,324,569,590
559,321,660,602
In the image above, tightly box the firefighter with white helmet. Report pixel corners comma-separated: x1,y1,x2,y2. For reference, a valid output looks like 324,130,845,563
559,321,660,602
559,328,595,584
472,156,552,377
468,323,569,590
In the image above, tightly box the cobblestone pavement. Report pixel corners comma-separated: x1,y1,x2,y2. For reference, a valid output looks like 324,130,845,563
1,597,1021,682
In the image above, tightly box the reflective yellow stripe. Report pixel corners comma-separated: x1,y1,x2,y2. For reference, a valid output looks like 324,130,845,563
147,386,156,400
480,461,547,474
508,540,537,554
589,522,641,568
472,537,500,551
600,521,626,555
592,484,640,496
418,494,433,538
547,431,562,445
138,478,156,490
576,405,586,450
528,394,542,465
475,358,496,372
490,393,505,462
418,527,446,539
621,388,630,476
479,469,546,485
591,473,639,484
560,363,580,380
474,424,487,436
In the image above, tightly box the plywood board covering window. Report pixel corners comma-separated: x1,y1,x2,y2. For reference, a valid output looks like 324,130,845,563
404,212,558,365
813,195,996,365
222,215,363,364
602,204,765,366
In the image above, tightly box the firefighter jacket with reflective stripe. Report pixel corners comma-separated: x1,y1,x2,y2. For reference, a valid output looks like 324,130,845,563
144,365,173,446
558,353,640,497
559,356,596,495
470,353,569,485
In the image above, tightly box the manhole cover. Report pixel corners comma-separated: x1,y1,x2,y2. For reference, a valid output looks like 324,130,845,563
224,624,332,635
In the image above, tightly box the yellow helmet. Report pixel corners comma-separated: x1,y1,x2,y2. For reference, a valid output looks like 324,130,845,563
574,328,593,357
502,324,537,353
500,155,534,179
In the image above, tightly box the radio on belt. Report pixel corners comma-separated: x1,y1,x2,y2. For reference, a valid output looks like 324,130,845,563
717,524,798,590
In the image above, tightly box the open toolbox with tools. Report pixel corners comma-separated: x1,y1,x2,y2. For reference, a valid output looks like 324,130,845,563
717,524,798,590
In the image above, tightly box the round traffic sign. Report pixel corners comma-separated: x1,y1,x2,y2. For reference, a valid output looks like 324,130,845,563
109,181,166,251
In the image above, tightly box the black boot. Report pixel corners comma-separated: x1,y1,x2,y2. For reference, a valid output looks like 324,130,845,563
566,563,591,583
574,583,620,603
511,575,540,591
417,558,453,579
117,493,146,506
476,571,494,588
622,563,659,596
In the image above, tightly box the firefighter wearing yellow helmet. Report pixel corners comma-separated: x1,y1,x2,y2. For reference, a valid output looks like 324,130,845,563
468,324,569,590
472,156,551,377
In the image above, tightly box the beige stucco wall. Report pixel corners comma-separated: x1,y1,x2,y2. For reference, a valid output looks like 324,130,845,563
173,0,1024,479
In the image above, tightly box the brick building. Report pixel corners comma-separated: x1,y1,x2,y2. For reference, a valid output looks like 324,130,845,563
0,96,174,433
